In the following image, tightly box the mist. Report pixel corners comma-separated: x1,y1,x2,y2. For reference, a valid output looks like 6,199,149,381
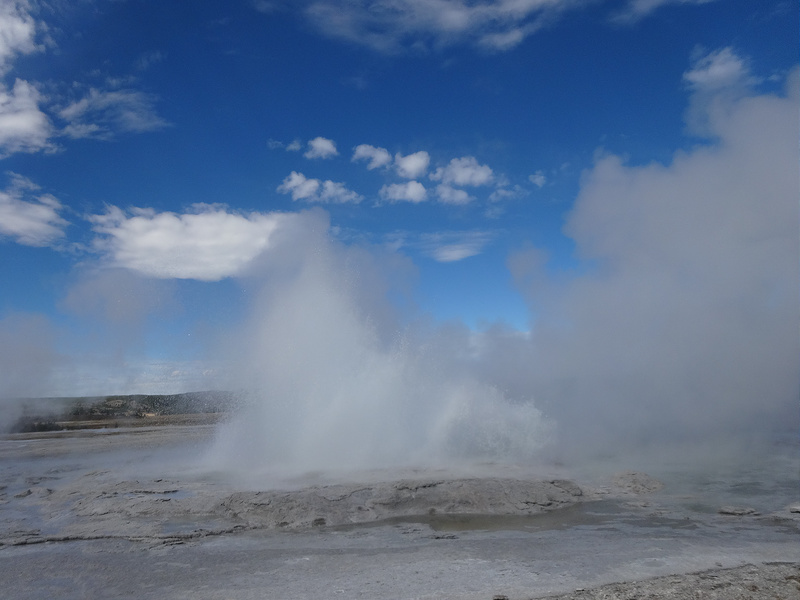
207,69,798,477
2,64,796,481
208,209,553,477
504,69,800,457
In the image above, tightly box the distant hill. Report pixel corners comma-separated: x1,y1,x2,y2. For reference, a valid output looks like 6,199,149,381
7,391,238,433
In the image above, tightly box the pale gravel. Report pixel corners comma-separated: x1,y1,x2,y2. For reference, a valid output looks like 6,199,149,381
536,562,800,600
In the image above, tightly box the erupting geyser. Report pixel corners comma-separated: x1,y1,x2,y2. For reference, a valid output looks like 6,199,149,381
207,211,551,478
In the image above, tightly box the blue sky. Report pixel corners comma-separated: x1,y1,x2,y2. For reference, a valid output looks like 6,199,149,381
0,0,797,430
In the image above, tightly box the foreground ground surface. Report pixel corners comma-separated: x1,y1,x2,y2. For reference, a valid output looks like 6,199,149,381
0,424,798,599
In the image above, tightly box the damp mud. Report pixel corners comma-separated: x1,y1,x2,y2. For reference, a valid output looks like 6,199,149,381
0,424,798,599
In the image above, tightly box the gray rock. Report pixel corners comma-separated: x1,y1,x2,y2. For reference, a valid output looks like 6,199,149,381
217,477,586,530
719,506,758,516
610,472,664,495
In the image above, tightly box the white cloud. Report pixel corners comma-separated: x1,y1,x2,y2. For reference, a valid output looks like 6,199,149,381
488,184,526,204
0,1,41,75
0,173,68,247
528,170,546,188
253,1,283,14
611,0,716,24
286,138,303,151
0,79,53,156
379,181,427,203
304,136,339,159
431,156,493,186
318,180,363,203
682,47,758,136
352,144,392,169
59,88,169,139
435,183,471,205
304,0,583,53
277,171,362,203
135,50,165,72
394,150,430,178
418,230,493,262
683,46,752,92
277,171,321,200
89,205,290,281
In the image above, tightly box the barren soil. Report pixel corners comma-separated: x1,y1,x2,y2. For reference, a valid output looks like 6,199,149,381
1,423,798,599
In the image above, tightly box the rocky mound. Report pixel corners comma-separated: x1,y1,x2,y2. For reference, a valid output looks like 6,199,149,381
218,477,585,529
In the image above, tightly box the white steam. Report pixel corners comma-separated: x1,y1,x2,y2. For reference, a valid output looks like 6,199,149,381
208,211,551,476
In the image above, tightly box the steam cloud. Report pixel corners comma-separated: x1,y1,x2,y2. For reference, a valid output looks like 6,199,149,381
209,210,552,476
2,60,796,477
210,67,799,473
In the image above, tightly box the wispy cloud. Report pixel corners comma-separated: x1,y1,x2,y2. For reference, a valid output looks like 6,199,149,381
418,230,494,262
682,47,759,136
611,0,717,24
0,1,41,75
389,229,494,261
683,46,754,92
528,170,546,188
0,173,68,247
303,0,587,53
58,88,170,139
0,79,54,156
134,50,165,72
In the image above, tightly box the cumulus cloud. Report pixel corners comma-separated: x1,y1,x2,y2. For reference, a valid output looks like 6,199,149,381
434,183,471,205
431,156,494,186
304,0,584,53
352,143,392,169
277,171,321,200
505,62,799,452
611,0,716,24
318,180,363,203
88,205,289,281
0,4,53,157
277,171,362,203
0,173,68,246
304,136,338,159
379,180,427,203
59,88,169,139
394,150,430,179
0,79,53,156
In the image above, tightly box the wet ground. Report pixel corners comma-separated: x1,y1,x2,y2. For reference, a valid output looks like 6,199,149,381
0,425,798,599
